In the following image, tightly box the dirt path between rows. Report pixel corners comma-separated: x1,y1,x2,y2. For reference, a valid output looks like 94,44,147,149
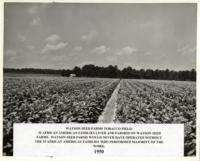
98,81,120,123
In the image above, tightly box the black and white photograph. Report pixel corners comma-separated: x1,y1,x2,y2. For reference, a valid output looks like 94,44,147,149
2,2,197,158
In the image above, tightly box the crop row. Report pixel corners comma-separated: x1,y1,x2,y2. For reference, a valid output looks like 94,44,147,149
115,79,196,156
3,77,120,155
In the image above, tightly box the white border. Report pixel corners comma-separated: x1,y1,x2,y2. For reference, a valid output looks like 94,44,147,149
0,1,199,161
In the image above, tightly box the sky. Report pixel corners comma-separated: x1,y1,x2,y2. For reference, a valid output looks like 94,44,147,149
4,3,197,70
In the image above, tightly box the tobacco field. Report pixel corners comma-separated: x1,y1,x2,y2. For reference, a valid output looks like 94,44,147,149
115,79,196,156
3,76,119,155
3,75,196,156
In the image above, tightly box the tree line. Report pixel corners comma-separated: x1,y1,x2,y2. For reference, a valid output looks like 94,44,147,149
4,68,63,75
4,64,196,81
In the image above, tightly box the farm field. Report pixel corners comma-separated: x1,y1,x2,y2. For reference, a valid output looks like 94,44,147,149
3,75,196,156
3,75,119,155
115,79,196,156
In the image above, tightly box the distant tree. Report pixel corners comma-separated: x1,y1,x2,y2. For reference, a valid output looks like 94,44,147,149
82,64,96,77
73,66,81,77
121,66,133,78
61,70,66,76
190,69,196,81
105,65,119,78
61,69,71,76
164,69,170,80
144,69,154,79
139,69,145,79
